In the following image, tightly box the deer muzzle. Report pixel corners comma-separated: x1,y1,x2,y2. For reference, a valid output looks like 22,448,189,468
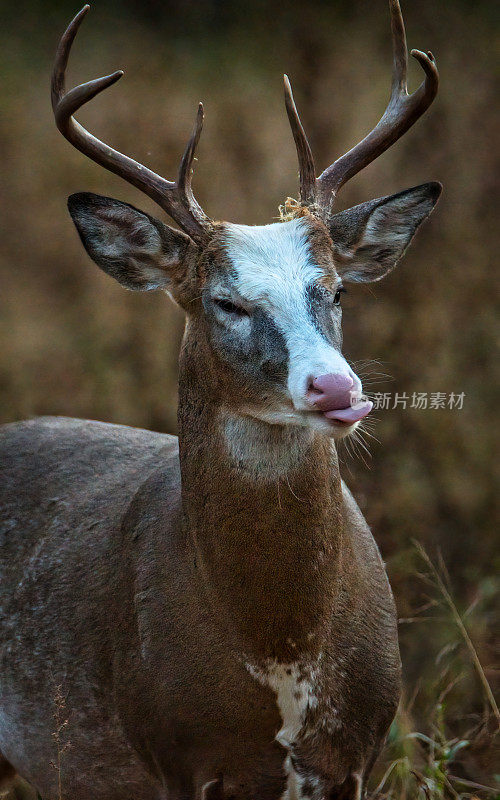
308,372,373,424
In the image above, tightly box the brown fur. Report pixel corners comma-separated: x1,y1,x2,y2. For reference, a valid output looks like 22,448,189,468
0,324,401,799
0,207,424,800
0,189,447,799
0,754,16,791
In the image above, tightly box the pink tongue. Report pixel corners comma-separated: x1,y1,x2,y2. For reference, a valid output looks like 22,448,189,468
325,400,373,424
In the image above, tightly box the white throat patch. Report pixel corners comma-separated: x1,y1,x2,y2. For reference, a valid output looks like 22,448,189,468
221,411,313,480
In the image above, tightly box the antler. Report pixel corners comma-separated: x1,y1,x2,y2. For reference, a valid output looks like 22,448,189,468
283,75,317,206
285,0,439,215
51,5,212,245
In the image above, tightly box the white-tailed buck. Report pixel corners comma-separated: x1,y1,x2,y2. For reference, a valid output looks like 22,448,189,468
0,1,441,797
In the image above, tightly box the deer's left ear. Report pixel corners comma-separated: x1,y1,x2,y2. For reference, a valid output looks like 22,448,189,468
329,182,442,283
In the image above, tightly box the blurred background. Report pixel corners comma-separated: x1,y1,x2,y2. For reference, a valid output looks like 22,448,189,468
1,0,498,796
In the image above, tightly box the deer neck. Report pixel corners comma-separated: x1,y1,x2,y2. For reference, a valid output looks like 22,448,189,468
177,334,344,663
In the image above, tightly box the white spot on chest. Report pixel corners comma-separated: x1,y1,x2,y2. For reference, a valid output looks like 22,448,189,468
244,655,339,799
245,659,318,748
282,757,323,800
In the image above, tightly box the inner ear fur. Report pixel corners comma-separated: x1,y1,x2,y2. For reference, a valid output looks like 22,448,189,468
328,182,442,283
68,192,198,295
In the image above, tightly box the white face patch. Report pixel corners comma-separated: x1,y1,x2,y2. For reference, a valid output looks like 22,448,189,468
223,219,323,309
222,220,351,410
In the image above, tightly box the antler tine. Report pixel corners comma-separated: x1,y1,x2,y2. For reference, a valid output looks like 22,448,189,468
390,0,408,94
51,6,211,244
178,103,203,195
315,0,439,213
175,102,210,225
283,75,317,206
51,4,90,109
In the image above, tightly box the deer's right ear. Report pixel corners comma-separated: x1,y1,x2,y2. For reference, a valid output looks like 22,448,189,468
328,183,442,283
68,193,197,293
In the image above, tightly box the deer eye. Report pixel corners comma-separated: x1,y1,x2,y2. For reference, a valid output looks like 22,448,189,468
333,286,346,306
214,298,249,316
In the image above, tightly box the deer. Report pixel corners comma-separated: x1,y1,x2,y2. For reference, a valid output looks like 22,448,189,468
0,1,441,798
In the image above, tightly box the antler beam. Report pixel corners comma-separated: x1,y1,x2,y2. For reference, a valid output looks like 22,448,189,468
285,0,439,215
51,5,212,244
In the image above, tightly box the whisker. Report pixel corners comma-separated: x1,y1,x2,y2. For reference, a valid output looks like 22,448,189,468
337,439,356,478
359,374,394,384
350,435,371,469
350,358,391,369
356,435,372,461
285,473,305,503
352,430,372,459
358,428,380,445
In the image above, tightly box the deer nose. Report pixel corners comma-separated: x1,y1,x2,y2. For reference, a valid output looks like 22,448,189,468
308,372,373,423
309,373,354,411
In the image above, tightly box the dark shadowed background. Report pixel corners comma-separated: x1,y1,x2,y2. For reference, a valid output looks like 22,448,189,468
1,0,498,796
